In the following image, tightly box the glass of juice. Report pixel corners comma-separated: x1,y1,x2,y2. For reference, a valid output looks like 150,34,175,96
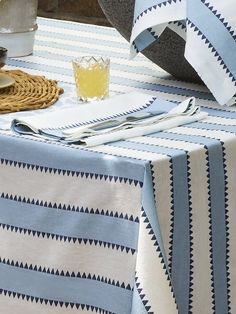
72,56,110,102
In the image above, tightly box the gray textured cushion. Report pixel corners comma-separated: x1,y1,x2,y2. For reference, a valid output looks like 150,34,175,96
98,0,202,83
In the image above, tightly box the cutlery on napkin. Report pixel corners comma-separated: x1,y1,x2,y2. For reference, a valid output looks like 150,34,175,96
68,99,207,147
11,92,208,147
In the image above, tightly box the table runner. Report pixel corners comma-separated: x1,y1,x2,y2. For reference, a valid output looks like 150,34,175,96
130,0,236,107
0,17,236,314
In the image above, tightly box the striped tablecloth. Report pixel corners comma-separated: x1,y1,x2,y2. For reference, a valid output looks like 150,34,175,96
0,17,236,314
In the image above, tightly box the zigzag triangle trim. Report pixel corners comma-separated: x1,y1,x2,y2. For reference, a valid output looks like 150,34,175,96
133,0,182,25
168,157,174,275
140,207,177,308
186,153,194,313
201,0,236,41
0,158,143,187
147,27,159,41
0,192,139,223
187,19,236,85
205,148,216,312
0,223,136,255
0,257,133,291
0,289,114,313
134,275,153,314
48,98,156,131
220,142,231,312
169,20,186,30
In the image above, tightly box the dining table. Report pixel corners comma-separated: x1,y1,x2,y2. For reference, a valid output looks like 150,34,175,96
0,17,235,314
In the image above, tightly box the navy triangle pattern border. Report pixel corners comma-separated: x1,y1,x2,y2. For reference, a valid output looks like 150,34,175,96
47,98,156,131
186,153,194,313
0,223,136,255
0,158,143,188
140,207,177,311
169,20,186,30
0,192,140,224
133,0,182,25
147,27,159,41
220,142,231,312
205,147,216,312
168,158,174,275
186,19,236,85
0,257,133,291
0,289,114,314
201,0,236,41
134,275,153,314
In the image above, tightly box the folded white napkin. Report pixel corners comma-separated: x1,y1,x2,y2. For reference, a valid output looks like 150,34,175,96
12,92,155,132
11,92,208,147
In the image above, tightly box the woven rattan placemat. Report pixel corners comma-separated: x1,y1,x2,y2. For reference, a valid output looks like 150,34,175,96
0,70,64,114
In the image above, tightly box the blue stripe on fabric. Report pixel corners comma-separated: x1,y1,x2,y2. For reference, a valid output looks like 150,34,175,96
0,198,138,249
170,151,190,314
203,107,236,119
7,59,213,100
37,30,128,50
110,140,183,157
0,134,145,181
131,285,147,314
35,38,126,59
134,30,156,52
185,121,236,134
206,140,228,314
38,17,117,36
134,0,169,21
150,130,219,147
109,140,191,312
188,0,236,77
0,263,132,314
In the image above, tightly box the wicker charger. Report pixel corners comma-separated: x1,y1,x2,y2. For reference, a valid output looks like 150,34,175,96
0,69,64,114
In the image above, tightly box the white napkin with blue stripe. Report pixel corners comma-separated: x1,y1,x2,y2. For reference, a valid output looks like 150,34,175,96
11,92,207,147
130,0,236,106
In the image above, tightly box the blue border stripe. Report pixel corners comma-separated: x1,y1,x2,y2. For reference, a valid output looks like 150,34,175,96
110,140,182,157
38,17,117,36
131,285,147,313
37,30,129,49
207,141,228,313
134,0,166,20
150,130,220,147
0,263,132,313
0,134,145,181
134,30,156,52
185,122,236,134
0,198,138,249
168,151,190,314
203,108,236,119
188,0,236,78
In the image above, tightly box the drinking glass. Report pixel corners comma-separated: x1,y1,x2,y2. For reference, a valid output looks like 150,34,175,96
72,56,110,102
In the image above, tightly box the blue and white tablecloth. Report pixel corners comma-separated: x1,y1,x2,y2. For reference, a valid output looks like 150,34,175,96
0,17,236,314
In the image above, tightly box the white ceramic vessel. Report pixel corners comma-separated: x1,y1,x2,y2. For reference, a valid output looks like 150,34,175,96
0,0,38,57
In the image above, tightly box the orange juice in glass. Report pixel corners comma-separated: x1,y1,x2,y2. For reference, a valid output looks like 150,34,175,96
72,56,110,102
